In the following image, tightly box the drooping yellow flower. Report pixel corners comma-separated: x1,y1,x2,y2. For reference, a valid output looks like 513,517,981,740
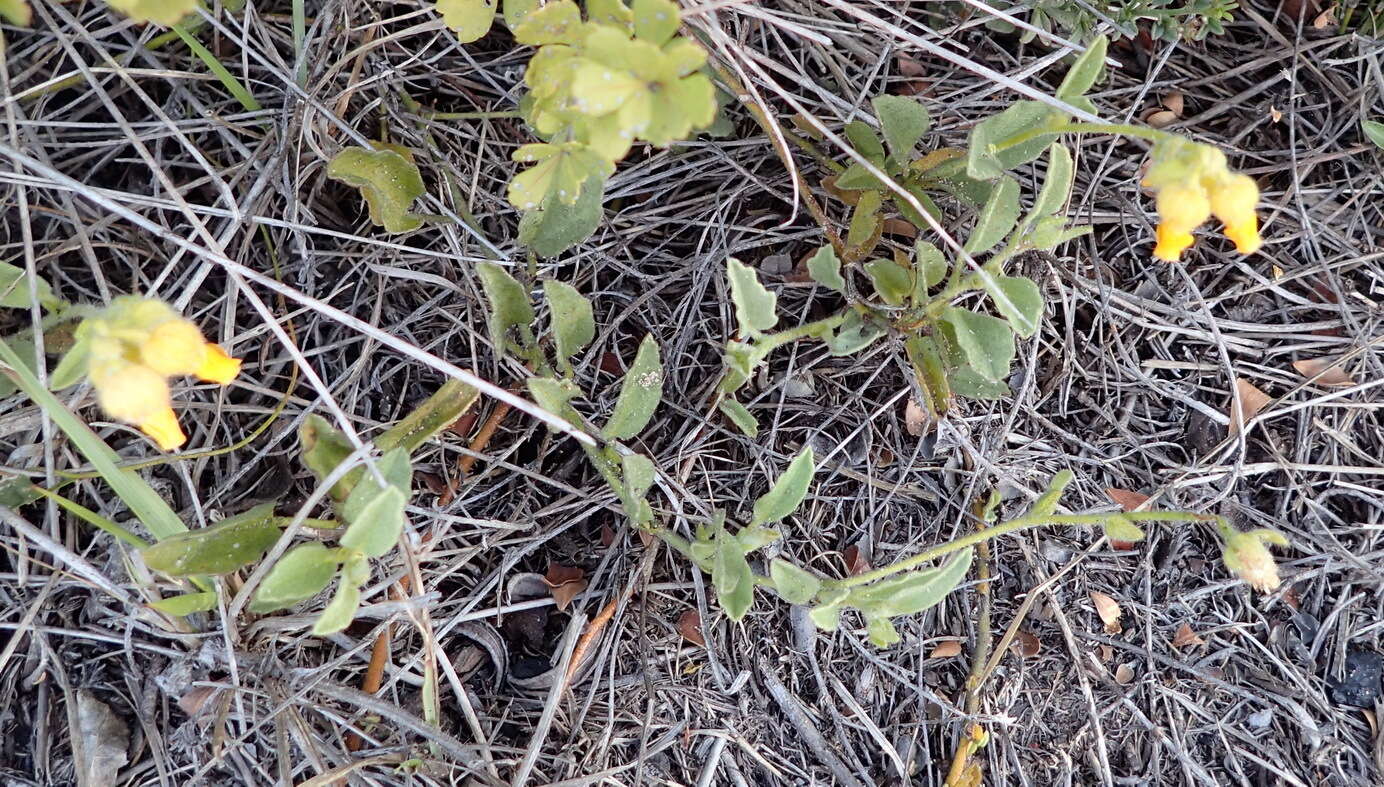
61,296,241,451
1220,526,1288,593
1143,138,1262,262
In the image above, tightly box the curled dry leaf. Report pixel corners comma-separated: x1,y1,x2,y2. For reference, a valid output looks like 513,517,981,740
1162,90,1184,116
1292,357,1357,387
1229,378,1272,436
1013,630,1041,658
177,685,219,719
904,397,930,437
676,609,705,647
75,691,129,787
842,543,872,576
929,639,963,658
1143,109,1179,129
1105,487,1150,512
1171,622,1205,649
1090,591,1122,634
1114,663,1136,685
543,562,587,612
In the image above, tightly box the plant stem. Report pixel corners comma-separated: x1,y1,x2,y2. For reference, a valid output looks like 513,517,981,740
834,510,1222,589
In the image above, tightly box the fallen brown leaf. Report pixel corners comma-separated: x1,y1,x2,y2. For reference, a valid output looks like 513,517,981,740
177,685,219,718
1105,487,1151,512
1098,644,1113,663
1090,591,1122,634
1292,357,1357,387
1229,378,1272,436
1144,108,1179,129
1171,622,1205,649
1114,663,1136,685
543,562,587,612
843,544,872,576
676,609,705,647
904,398,929,437
930,640,963,658
1013,630,1041,658
882,218,918,238
600,523,616,547
1162,90,1184,116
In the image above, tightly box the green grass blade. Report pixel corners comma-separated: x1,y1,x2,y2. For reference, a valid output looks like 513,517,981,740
171,24,262,112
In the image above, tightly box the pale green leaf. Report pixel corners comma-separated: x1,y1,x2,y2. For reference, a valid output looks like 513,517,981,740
963,176,1020,254
1028,143,1074,220
845,190,884,258
0,337,34,397
631,0,679,45
805,245,845,293
299,414,354,501
984,275,1043,338
1103,515,1146,543
570,61,645,115
770,559,821,605
48,338,89,391
853,547,972,617
712,530,754,620
519,175,606,257
527,376,580,422
1363,119,1384,150
864,258,913,307
726,257,778,335
602,334,662,439
327,147,426,233
476,262,536,352
966,101,1060,180
834,162,883,191
249,542,340,613
1030,469,1073,517
872,94,930,160
339,449,411,558
914,240,947,290
508,143,613,209
1056,35,1108,99
866,615,901,647
503,0,539,28
543,280,596,366
735,525,780,553
0,260,57,309
376,379,480,456
621,452,655,501
142,503,279,577
844,120,886,165
437,0,497,43
150,591,217,616
512,0,583,45
750,447,814,526
822,309,884,356
0,0,31,25
718,399,758,437
105,0,196,26
311,580,362,636
586,0,632,28
941,306,1015,383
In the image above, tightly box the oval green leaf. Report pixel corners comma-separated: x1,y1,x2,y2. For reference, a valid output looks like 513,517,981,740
750,446,815,526
249,542,339,613
602,334,663,440
769,559,821,605
142,503,280,577
726,257,778,335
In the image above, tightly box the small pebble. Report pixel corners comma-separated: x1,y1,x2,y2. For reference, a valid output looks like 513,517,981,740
1327,650,1382,708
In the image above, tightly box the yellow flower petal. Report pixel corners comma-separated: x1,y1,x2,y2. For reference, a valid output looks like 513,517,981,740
194,343,241,384
93,362,171,424
1223,217,1262,255
140,407,187,451
1208,173,1261,255
1153,224,1196,263
140,319,208,376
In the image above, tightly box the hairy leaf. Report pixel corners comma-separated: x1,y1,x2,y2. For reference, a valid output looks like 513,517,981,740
150,591,217,616
967,101,1060,180
872,94,931,160
106,0,196,25
339,449,411,558
543,279,596,367
941,306,1015,383
984,275,1043,338
726,257,778,335
864,258,913,307
508,143,614,210
603,334,662,439
437,0,497,42
805,245,845,294
249,542,339,613
476,262,536,354
311,580,362,636
963,176,1020,254
519,175,606,257
0,260,58,309
770,559,821,605
853,547,973,617
1028,143,1074,220
718,398,758,437
142,503,279,577
1056,35,1108,99
327,146,426,233
750,447,814,526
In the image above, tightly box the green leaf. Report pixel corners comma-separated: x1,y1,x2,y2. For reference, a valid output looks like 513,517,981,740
726,257,777,335
602,334,662,440
966,101,1060,180
807,588,849,631
326,147,427,233
963,176,1020,254
377,379,480,456
249,542,340,613
1030,469,1073,516
311,580,362,636
1363,119,1384,150
105,0,196,25
872,94,930,160
718,399,758,437
0,260,57,309
299,414,355,501
519,175,606,257
750,447,814,526
735,525,780,553
1103,515,1146,544
911,149,993,205
503,0,539,28
0,0,31,26
630,0,679,45
621,452,656,501
845,190,884,258
947,364,1011,400
712,529,754,620
983,275,1043,338
834,162,883,191
512,0,583,45
0,337,34,397
940,306,1014,383
914,240,947,290
48,338,89,391
864,258,913,307
769,559,821,605
1028,143,1074,220
844,120,887,165
543,279,596,368
437,0,497,43
142,503,280,577
586,0,632,28
822,309,884,356
1056,35,1108,99
0,475,40,508
476,262,536,354
342,550,371,587
508,143,614,209
865,615,901,647
805,245,845,294
527,376,580,423
720,340,760,393
852,547,972,617
150,592,217,616
339,449,411,558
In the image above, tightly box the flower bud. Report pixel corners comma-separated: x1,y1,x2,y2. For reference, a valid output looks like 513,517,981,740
140,319,208,376
90,360,186,450
1153,182,1210,262
1208,173,1262,255
1221,527,1288,593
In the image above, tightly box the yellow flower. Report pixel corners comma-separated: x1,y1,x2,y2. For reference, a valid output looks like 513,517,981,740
61,296,243,451
1220,526,1288,593
90,359,186,450
1144,138,1262,262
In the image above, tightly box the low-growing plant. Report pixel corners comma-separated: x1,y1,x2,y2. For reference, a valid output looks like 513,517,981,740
979,0,1239,42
